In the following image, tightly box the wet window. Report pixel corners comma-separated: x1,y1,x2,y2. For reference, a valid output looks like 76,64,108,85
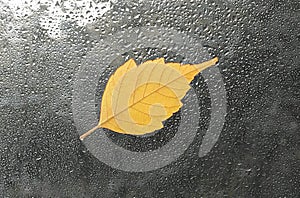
1,0,299,197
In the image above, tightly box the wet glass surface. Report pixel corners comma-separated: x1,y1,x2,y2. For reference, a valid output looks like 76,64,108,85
0,0,299,197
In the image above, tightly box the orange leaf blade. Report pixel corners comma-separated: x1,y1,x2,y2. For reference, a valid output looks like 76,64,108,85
99,57,218,135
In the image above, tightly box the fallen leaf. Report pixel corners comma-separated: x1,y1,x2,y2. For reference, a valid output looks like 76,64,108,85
80,57,218,140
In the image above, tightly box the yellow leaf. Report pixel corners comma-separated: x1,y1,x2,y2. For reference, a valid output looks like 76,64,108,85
80,57,218,140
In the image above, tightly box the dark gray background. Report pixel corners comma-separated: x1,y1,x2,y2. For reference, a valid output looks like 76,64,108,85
0,0,299,197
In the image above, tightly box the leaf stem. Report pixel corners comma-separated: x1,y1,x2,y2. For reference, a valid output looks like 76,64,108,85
80,125,99,140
